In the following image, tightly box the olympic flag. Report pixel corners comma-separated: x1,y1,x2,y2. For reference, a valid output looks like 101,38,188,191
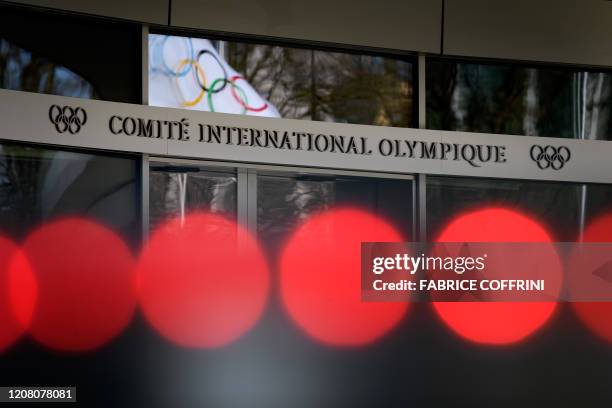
148,34,280,118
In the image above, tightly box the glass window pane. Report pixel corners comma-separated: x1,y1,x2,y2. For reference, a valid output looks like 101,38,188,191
149,164,237,230
149,34,415,127
0,38,96,98
427,176,612,242
0,5,141,102
258,173,413,254
0,142,140,243
426,176,582,241
427,59,612,140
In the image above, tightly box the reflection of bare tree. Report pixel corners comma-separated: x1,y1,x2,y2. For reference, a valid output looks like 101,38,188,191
0,145,46,237
427,62,458,130
585,73,610,140
226,43,413,126
286,180,334,222
523,68,538,136
427,60,612,140
257,177,335,244
210,179,236,213
149,171,237,230
572,72,612,141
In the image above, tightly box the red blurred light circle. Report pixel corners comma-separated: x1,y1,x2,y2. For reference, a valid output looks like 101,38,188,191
16,218,137,351
137,212,269,348
280,208,409,347
572,213,612,342
8,249,37,335
0,236,35,351
432,207,560,345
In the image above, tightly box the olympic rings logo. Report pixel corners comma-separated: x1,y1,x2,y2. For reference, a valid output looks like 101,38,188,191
152,36,269,113
48,105,88,134
529,145,571,170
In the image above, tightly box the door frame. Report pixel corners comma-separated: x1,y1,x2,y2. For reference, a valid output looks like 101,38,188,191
144,155,419,242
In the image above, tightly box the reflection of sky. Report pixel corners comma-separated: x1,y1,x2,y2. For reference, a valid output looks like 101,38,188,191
0,38,94,98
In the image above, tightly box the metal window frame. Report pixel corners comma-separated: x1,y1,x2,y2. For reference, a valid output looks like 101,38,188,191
141,24,150,241
416,53,427,242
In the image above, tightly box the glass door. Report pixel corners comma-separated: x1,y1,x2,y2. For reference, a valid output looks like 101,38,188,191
148,160,238,231
145,158,417,407
257,170,415,256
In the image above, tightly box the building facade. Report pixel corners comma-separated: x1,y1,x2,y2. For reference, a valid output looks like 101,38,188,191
1,1,612,406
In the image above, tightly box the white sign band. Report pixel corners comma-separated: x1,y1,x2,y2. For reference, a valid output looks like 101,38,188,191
0,89,608,183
